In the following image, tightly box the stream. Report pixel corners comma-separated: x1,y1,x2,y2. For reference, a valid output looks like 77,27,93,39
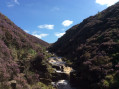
52,80,74,89
48,57,76,89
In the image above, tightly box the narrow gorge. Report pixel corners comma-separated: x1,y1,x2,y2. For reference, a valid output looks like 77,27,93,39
47,56,76,89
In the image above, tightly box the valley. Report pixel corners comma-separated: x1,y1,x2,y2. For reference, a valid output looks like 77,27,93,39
48,56,75,89
1,1,119,89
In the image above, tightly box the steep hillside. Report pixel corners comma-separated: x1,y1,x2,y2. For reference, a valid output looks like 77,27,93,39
0,13,55,89
49,2,119,89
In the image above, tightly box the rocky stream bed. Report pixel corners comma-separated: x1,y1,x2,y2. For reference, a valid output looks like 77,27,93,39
48,57,76,89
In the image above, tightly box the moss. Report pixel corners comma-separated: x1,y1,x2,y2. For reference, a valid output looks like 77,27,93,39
103,80,110,87
8,45,18,61
28,49,37,56
111,53,119,66
0,82,12,89
35,82,55,89
105,75,114,84
102,74,119,88
97,11,102,19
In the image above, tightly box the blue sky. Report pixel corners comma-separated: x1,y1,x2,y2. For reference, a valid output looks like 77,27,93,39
0,0,119,43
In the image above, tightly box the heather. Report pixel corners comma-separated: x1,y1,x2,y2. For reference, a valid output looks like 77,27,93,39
0,13,55,89
49,2,119,89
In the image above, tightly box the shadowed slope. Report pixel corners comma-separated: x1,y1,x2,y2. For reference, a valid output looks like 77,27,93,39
49,2,119,89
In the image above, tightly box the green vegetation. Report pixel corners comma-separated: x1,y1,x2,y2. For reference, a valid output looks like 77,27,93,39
97,11,102,19
0,12,56,89
48,2,119,89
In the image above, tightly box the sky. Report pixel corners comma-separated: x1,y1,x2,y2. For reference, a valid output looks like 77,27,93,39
0,0,119,43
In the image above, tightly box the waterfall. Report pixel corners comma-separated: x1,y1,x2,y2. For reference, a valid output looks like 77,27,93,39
48,57,76,89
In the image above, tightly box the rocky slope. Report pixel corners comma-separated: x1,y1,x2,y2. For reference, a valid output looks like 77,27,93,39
49,2,119,89
0,13,55,89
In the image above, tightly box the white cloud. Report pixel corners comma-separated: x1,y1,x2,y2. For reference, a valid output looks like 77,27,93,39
38,24,54,30
7,4,14,7
51,7,60,11
55,32,65,38
96,0,119,6
62,20,73,27
24,30,29,33
13,0,20,5
7,0,19,7
33,33,49,39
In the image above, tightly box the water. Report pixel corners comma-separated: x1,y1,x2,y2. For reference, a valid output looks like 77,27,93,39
49,57,76,89
48,57,65,66
56,80,73,89
52,80,74,89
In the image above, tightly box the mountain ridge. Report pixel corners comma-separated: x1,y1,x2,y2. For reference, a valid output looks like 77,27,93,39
0,12,56,89
49,2,119,89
